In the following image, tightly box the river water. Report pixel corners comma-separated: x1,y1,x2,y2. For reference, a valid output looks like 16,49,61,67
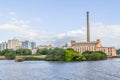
0,59,120,80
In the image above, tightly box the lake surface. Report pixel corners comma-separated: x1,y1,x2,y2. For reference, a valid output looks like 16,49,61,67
0,59,120,80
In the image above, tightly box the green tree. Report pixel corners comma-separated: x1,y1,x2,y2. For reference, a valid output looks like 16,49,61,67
82,50,92,55
83,51,107,61
74,53,86,61
16,48,32,55
36,48,49,55
65,49,86,61
46,48,65,61
0,50,4,56
23,49,32,55
4,49,16,60
16,48,24,55
65,49,75,61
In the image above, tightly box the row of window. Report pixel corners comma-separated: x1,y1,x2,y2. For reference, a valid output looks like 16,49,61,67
99,48,113,53
75,46,95,53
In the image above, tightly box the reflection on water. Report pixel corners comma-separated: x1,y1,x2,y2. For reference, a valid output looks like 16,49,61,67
107,57,117,60
0,59,120,80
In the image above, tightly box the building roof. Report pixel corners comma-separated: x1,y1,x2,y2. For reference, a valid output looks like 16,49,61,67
73,41,98,46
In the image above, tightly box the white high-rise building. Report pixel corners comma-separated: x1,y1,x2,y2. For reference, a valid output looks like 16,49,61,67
31,42,36,49
0,42,8,50
22,41,36,49
22,40,32,49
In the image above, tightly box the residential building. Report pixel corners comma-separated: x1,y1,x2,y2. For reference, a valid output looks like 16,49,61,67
8,39,22,50
0,42,8,50
31,42,36,49
22,41,36,49
22,41,32,49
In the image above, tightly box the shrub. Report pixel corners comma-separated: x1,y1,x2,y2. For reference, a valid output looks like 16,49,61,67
65,49,76,61
73,53,87,61
83,51,107,61
81,57,86,61
64,49,86,61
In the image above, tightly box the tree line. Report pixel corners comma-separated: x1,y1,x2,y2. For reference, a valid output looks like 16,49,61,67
0,49,32,60
0,48,107,61
36,48,107,61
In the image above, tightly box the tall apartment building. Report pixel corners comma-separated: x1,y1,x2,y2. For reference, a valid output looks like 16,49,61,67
8,39,22,49
22,41,36,49
0,42,8,50
31,42,36,49
22,41,32,49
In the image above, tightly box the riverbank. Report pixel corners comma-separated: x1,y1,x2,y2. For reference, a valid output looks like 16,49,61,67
15,55,46,62
0,56,6,60
0,55,46,61
1,55,119,62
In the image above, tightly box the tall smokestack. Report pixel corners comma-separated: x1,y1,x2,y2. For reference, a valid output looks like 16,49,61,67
87,11,90,42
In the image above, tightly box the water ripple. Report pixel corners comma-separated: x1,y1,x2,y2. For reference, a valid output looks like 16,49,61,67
0,59,120,80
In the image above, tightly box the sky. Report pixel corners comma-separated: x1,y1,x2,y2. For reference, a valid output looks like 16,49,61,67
0,0,120,48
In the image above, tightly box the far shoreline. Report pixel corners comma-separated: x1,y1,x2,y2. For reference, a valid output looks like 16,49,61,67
0,55,119,62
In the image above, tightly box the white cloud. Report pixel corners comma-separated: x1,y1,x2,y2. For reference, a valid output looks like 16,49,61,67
9,11,16,15
1,20,120,48
0,12,120,48
0,15,55,45
52,23,120,48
